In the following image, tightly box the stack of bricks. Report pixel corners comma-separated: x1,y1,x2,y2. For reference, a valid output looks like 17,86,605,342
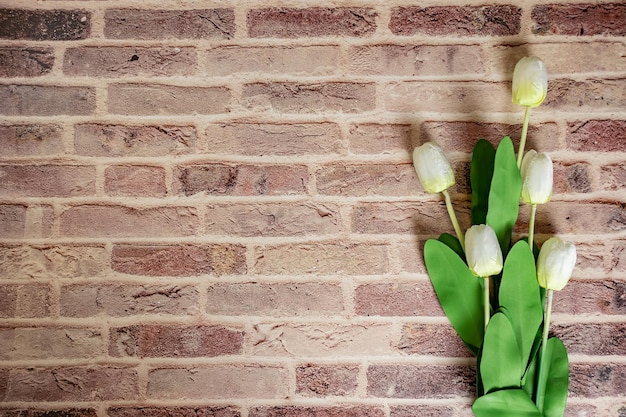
0,1,625,416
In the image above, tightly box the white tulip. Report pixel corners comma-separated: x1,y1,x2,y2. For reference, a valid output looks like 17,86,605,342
465,224,503,277
537,237,576,291
412,142,455,194
521,150,553,205
512,56,548,108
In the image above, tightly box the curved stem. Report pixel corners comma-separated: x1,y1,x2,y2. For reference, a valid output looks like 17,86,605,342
536,289,554,412
442,189,465,250
517,106,531,169
483,276,491,332
528,204,537,250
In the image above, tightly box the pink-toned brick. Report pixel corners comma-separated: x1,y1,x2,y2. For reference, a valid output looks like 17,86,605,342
611,240,626,274
347,123,414,155
545,79,626,112
250,407,384,417
0,327,104,360
316,163,418,197
601,164,626,191
105,165,166,197
554,279,626,315
0,284,50,318
0,47,54,77
396,240,427,274
390,405,456,417
0,85,95,116
296,364,359,397
569,364,626,398
552,323,626,356
0,124,64,157
0,165,95,197
566,120,626,152
0,204,27,238
553,161,593,194
0,9,90,40
398,323,471,357
0,409,98,417
107,407,240,417
532,3,626,36
355,282,443,317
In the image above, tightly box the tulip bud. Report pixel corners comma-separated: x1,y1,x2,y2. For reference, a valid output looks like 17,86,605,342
512,56,548,108
413,142,455,194
465,224,503,277
537,237,577,291
521,150,553,205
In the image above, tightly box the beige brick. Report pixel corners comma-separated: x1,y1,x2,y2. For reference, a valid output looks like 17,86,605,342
0,284,50,318
347,123,414,155
0,165,95,197
0,85,95,116
0,327,104,360
0,124,64,157
316,163,418,197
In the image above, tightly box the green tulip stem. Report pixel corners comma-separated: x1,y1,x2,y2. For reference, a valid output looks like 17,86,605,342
529,204,537,249
517,106,531,169
536,289,554,412
483,276,490,332
442,189,465,250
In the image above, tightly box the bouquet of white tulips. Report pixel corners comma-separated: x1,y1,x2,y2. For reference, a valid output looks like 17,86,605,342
413,56,576,416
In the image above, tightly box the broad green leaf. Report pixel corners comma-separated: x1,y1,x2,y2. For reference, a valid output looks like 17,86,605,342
472,389,542,417
424,239,483,350
438,233,464,261
480,312,522,393
486,136,522,254
499,241,543,371
471,139,496,225
522,348,539,399
542,338,570,417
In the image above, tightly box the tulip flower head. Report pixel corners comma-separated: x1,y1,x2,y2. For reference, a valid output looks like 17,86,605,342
521,150,553,205
465,224,503,277
537,237,577,291
413,142,455,194
512,56,548,108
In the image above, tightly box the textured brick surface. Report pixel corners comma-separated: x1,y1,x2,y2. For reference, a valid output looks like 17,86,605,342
0,48,54,77
107,407,241,417
0,327,104,360
0,85,95,116
104,165,167,197
0,284,50,318
296,364,359,397
0,165,95,197
532,3,626,36
566,120,626,152
0,9,90,40
0,124,65,156
250,407,384,417
355,282,443,317
316,163,418,196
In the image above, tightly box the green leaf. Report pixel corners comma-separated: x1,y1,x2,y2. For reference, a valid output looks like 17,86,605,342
542,338,570,417
424,239,483,350
438,233,464,260
471,139,496,225
499,241,543,371
480,312,522,393
486,136,522,255
522,348,539,399
472,389,542,417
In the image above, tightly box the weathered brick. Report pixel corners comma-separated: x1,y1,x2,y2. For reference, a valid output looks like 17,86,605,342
64,47,197,77
569,240,611,273
0,165,95,197
3,366,138,401
248,8,376,38
396,240,427,274
0,204,27,238
0,124,64,157
74,124,196,157
242,82,375,114
205,46,339,76
355,282,443,317
553,161,593,194
0,9,90,40
60,205,199,238
60,284,199,317
367,364,474,398
611,240,626,274
316,163,418,197
251,323,393,357
564,404,599,417
174,163,308,197
554,280,626,315
204,122,343,156
0,284,50,318
0,327,103,360
296,364,359,397
566,120,626,152
0,85,95,116
389,5,521,36
398,323,471,357
112,244,246,277
570,364,626,398
107,407,241,417
532,3,626,36
206,282,344,316
601,164,626,191
552,323,626,356
250,406,384,417
109,325,243,358
147,366,288,399
254,242,389,275
348,44,484,76
105,165,166,197
108,84,230,115
0,410,98,417
390,405,456,417
347,123,414,155
545,79,626,112
0,47,54,77
105,9,235,40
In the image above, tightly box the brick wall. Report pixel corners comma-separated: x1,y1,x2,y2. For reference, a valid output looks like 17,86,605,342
0,1,624,416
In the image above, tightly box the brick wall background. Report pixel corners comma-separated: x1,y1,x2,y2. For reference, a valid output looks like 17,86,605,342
0,0,625,416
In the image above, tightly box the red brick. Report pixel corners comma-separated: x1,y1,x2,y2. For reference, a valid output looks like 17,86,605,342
107,407,240,417
74,124,197,157
0,165,95,197
0,204,27,238
3,366,138,401
205,46,340,76
347,123,414,155
174,163,308,197
398,323,472,357
105,165,166,197
553,279,626,315
147,366,288,399
248,8,376,38
109,325,243,358
204,122,343,156
566,120,626,152
532,3,626,36
254,242,389,275
0,327,104,360
316,163,418,197
242,82,375,114
105,9,234,40
389,6,521,36
553,161,593,194
0,9,90,40
348,44,484,76
112,244,246,277
367,364,474,398
0,124,64,157
250,407,384,417
601,164,626,191
60,205,200,238
60,283,199,317
390,406,456,417
0,47,54,77
64,47,197,77
552,323,626,356
545,79,626,112
569,240,611,273
206,282,344,316
0,284,50,318
296,364,359,397
108,83,230,115
0,410,98,417
355,282,443,317
0,85,95,116
569,364,626,398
